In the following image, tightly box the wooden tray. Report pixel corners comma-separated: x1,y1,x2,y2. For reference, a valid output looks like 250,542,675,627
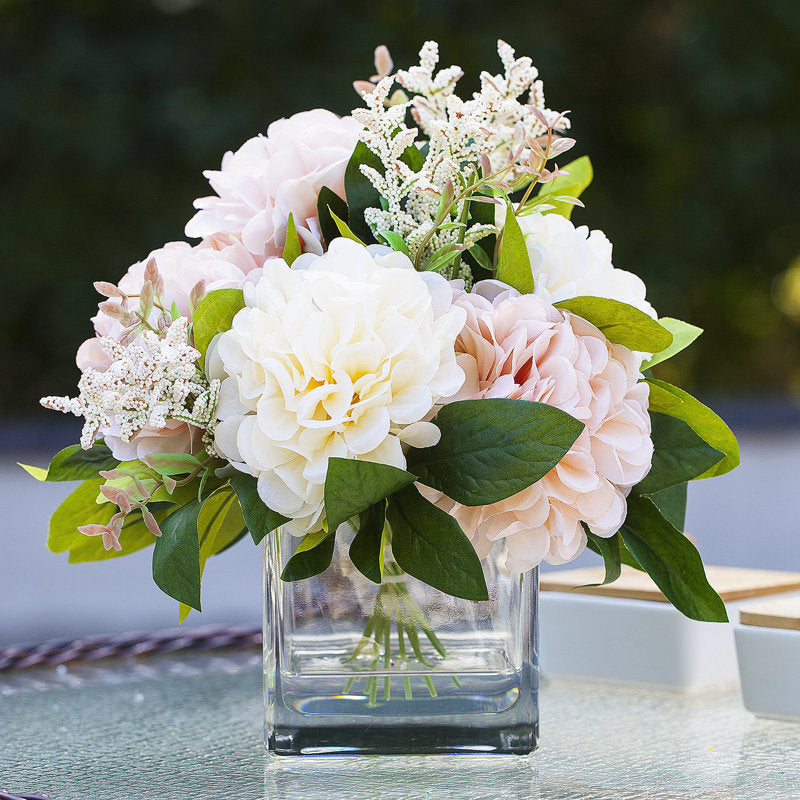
739,597,800,630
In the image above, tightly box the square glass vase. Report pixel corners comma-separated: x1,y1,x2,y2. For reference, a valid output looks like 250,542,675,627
263,528,539,756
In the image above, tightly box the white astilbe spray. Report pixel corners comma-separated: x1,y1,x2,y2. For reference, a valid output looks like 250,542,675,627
41,318,220,450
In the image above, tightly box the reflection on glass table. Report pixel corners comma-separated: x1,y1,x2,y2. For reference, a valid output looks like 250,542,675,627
1,649,799,800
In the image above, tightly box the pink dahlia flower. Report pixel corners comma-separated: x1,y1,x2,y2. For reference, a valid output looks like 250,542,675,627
76,240,254,461
184,109,362,259
425,282,653,571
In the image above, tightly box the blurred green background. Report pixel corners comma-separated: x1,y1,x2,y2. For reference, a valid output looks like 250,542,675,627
2,0,800,417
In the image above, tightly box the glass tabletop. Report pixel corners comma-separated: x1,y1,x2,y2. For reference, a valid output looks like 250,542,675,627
1,648,798,800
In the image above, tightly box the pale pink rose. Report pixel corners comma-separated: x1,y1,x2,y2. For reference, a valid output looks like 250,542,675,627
76,240,253,461
423,282,652,571
185,109,362,259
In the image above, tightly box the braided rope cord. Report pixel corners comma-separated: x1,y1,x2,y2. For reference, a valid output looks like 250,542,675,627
0,794,57,800
0,624,262,671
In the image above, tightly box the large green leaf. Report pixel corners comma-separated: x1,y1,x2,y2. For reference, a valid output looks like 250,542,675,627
636,412,724,495
641,318,703,370
644,482,688,533
152,498,202,611
316,185,350,248
537,155,593,219
348,502,386,584
67,506,168,563
584,529,622,585
407,399,583,506
495,203,534,293
47,478,113,553
179,486,246,622
555,296,673,354
228,472,288,545
282,212,302,266
343,141,382,243
619,494,727,622
387,485,488,601
20,443,118,483
646,379,739,478
281,530,336,581
324,458,416,532
192,288,245,368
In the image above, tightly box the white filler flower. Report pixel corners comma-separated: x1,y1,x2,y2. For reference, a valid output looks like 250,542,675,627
211,238,466,535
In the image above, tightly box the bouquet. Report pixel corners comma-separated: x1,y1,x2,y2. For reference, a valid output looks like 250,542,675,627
26,40,739,639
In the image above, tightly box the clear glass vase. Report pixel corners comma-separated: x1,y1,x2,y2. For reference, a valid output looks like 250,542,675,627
262,527,539,756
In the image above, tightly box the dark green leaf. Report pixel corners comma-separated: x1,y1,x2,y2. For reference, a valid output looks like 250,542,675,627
407,399,584,506
344,141,382,242
644,482,688,533
641,318,703,370
537,155,593,219
281,529,336,581
495,203,534,293
585,529,622,585
228,472,289,545
555,296,673,353
282,212,302,266
325,457,416,532
620,494,727,622
387,485,488,601
316,186,350,248
152,498,202,611
349,502,386,584
20,443,118,483
645,379,739,478
192,288,245,368
636,412,724,494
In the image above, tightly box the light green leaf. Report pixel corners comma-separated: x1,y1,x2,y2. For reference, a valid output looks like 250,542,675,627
329,210,366,245
495,203,534,293
144,452,204,476
349,502,386,584
407,399,583,507
281,529,336,581
228,472,288,545
283,212,302,266
20,443,118,483
537,155,593,219
636,412,724,495
620,494,727,622
68,507,161,563
48,478,114,553
192,288,245,368
324,458,416,532
387,485,488,601
378,230,411,257
645,379,739,478
641,318,703,370
152,498,202,610
555,296,673,353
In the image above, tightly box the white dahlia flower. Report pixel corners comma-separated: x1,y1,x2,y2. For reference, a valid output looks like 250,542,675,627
422,282,653,571
211,238,466,536
185,109,362,260
513,211,657,318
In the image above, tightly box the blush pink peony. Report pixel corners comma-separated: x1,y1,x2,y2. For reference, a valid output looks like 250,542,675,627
76,240,255,461
184,109,362,260
424,281,653,571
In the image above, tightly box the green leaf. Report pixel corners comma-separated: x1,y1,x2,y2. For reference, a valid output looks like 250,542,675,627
636,412,724,495
179,486,246,622
282,212,303,266
538,155,593,219
47,478,114,553
585,530,622,585
644,481,688,533
555,296,673,354
20,443,118,483
645,379,739,478
316,186,350,248
619,494,727,622
324,457,417,532
378,230,411,257
495,203,534,293
407,399,584,507
329,209,366,245
344,140,383,243
281,529,336,581
152,498,202,611
641,318,703,370
349,502,386,584
68,508,161,563
143,452,204,476
228,472,288,545
387,485,488,601
192,288,245,368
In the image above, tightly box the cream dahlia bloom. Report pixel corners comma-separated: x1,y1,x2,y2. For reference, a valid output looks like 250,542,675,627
513,211,657,318
76,240,253,461
185,109,362,260
424,281,652,571
211,238,466,536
